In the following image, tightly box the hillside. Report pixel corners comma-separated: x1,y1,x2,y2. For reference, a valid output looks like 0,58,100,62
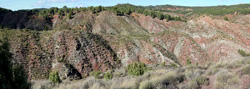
0,3,250,89
145,4,250,15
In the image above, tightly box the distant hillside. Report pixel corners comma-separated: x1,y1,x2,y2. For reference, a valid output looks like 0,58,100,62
145,4,250,15
0,4,184,30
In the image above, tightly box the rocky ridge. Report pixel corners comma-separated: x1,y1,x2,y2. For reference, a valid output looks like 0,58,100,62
0,10,249,81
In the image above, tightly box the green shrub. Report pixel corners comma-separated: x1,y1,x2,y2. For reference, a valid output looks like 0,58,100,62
241,65,250,75
12,65,31,89
238,49,250,57
216,74,239,89
170,63,178,68
226,62,242,69
186,59,192,65
127,62,149,76
90,71,101,78
161,62,165,66
224,16,229,21
186,81,199,89
207,68,219,75
49,71,61,84
104,72,113,80
193,76,209,85
68,11,72,19
0,38,31,89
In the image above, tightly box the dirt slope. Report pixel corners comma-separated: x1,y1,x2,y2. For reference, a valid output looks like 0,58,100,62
0,11,249,80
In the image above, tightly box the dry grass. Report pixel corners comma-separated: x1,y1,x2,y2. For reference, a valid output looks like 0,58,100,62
193,76,209,85
31,80,53,89
185,81,199,89
215,72,240,89
185,66,204,80
54,77,110,89
139,71,184,89
31,58,250,89
239,65,250,75
139,80,153,89
214,60,242,69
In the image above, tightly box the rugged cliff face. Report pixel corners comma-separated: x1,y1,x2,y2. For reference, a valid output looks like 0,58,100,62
0,12,52,30
1,29,120,79
0,10,250,80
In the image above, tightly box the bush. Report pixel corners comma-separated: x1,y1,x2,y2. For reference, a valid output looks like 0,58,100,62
161,62,165,66
68,11,72,19
49,71,61,84
0,38,30,89
224,16,229,21
139,71,184,89
216,73,240,89
0,38,13,89
104,72,113,80
240,65,250,75
193,76,209,85
170,63,178,68
238,49,250,57
127,62,149,76
186,59,192,65
90,71,101,78
207,68,219,75
186,81,199,89
12,65,31,89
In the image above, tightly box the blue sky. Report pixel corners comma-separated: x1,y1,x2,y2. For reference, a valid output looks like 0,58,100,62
0,0,250,11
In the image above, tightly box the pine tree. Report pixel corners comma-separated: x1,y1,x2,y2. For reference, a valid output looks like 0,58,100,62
97,5,103,12
125,9,132,15
68,11,72,19
0,38,30,89
157,12,164,20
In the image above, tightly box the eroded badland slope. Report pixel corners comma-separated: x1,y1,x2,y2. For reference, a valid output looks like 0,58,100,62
0,4,250,89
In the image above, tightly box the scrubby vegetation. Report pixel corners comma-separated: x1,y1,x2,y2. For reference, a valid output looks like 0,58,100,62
139,71,184,89
0,38,30,89
238,49,250,57
186,59,192,65
224,16,229,21
0,7,11,15
1,4,250,30
170,63,178,68
30,57,250,89
146,4,250,15
216,73,240,89
192,76,209,85
1,3,250,89
127,62,150,76
0,4,183,29
192,5,250,15
240,65,250,75
49,71,61,84
104,72,113,80
89,71,102,78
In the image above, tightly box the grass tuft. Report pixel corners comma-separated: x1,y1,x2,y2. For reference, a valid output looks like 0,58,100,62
216,73,240,89
90,71,101,79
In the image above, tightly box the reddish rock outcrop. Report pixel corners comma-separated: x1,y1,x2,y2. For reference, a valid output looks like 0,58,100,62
1,11,250,79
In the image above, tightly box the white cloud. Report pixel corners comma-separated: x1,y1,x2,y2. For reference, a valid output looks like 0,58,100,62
33,0,80,7
76,4,84,7
33,1,46,7
47,0,79,3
